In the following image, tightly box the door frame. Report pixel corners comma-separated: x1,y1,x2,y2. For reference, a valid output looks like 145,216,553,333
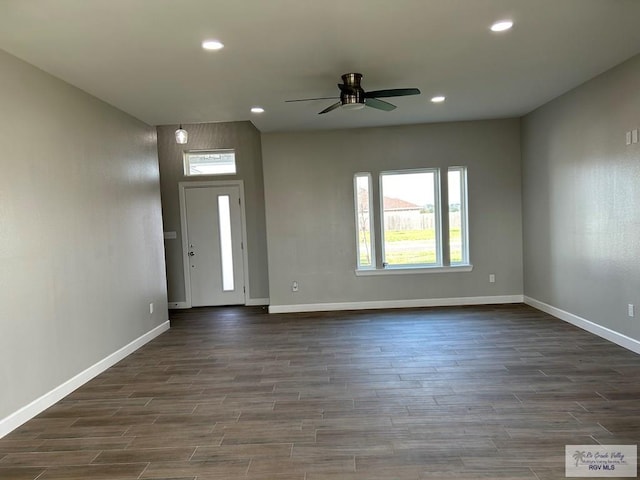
179,180,250,308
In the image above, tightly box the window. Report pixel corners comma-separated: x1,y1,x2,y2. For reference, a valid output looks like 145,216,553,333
354,173,374,269
217,195,235,291
380,169,440,267
184,150,236,176
353,167,469,273
448,167,469,265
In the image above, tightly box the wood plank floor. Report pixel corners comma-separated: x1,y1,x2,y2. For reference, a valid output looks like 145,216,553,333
1,304,639,479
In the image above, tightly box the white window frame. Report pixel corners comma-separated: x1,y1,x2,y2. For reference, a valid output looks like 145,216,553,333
448,166,470,266
354,173,376,269
379,168,442,269
183,149,236,177
354,167,472,276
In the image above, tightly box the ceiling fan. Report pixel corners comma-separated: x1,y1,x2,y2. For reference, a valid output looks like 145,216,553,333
286,73,421,114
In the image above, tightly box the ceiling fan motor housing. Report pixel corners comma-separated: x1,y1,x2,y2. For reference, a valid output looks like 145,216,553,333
340,73,366,107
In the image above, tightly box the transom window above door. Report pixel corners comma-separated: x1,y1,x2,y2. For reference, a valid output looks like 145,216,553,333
184,149,236,176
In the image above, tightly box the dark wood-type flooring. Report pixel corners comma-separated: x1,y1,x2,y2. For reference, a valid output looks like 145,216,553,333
1,304,639,479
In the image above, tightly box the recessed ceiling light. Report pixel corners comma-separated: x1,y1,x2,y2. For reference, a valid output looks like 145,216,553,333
490,20,513,32
202,40,224,50
431,96,446,103
251,107,265,114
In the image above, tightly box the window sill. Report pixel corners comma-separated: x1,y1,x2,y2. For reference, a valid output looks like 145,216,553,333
355,264,473,276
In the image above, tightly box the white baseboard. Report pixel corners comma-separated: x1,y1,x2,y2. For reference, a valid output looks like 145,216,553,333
246,297,269,306
269,295,524,314
0,321,170,439
168,301,190,309
524,296,640,355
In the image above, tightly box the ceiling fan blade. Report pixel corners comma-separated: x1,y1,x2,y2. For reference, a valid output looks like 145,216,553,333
318,101,342,114
285,96,339,103
364,88,421,98
365,98,396,111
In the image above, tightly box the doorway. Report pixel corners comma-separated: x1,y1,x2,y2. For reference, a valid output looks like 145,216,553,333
179,181,248,306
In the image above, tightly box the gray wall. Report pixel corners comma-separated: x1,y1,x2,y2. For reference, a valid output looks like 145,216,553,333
0,49,168,420
522,53,640,341
157,122,269,304
262,119,523,307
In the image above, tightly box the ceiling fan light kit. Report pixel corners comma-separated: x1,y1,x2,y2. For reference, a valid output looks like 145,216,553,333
287,72,421,115
342,102,366,111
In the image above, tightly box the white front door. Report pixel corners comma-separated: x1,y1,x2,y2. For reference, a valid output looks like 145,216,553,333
184,185,245,306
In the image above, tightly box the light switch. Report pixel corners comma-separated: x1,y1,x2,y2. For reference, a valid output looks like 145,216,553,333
632,129,639,144
626,131,632,145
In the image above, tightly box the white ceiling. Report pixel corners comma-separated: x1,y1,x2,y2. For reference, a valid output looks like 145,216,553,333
1,0,639,133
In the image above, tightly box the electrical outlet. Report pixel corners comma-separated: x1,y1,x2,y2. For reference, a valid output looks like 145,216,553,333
628,304,635,317
149,302,154,314
292,281,299,292
489,274,496,283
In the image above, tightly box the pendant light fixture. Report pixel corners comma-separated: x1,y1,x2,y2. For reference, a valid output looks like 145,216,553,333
175,124,188,144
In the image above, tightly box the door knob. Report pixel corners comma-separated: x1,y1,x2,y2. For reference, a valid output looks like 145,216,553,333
188,251,195,257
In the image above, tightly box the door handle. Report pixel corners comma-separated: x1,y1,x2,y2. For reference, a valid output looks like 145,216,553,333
188,251,195,257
